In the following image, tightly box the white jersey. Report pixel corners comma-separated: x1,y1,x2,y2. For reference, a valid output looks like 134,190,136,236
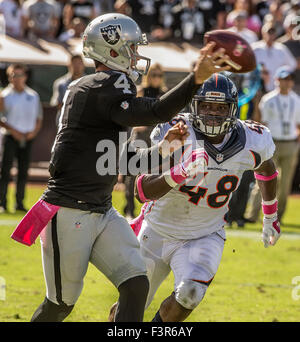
142,113,275,240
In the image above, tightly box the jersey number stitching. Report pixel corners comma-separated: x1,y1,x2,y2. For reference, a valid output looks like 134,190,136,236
179,174,239,209
245,120,264,134
114,74,132,94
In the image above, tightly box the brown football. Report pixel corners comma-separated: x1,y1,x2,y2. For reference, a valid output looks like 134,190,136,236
204,30,257,73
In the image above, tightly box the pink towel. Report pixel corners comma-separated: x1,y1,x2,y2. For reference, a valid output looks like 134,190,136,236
11,200,60,246
130,204,147,237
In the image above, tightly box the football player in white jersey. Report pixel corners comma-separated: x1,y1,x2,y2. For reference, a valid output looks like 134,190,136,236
109,73,281,322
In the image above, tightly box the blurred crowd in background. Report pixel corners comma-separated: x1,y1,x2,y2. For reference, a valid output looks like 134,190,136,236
0,0,299,46
0,0,299,224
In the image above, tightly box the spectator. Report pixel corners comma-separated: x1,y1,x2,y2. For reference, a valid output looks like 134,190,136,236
21,0,60,40
245,66,300,223
281,0,300,17
277,13,300,94
226,10,258,44
63,0,98,29
123,63,168,220
115,0,159,34
170,0,208,44
95,0,115,14
114,0,131,16
58,16,86,42
194,0,227,36
226,0,262,35
150,0,179,41
137,62,168,98
50,54,85,125
255,0,271,23
251,22,297,92
0,0,23,38
262,0,285,38
54,0,69,38
0,63,43,213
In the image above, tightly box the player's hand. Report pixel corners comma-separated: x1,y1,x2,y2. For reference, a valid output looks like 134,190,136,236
159,122,189,157
26,131,36,141
194,42,231,84
262,216,281,248
10,128,26,142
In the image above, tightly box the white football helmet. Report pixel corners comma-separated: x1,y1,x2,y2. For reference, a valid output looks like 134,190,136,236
83,13,151,81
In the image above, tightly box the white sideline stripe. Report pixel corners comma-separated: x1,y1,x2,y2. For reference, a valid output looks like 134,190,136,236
1,218,300,240
226,229,300,240
0,220,20,226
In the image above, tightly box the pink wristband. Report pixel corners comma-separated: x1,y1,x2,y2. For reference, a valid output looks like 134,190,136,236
262,201,278,215
254,170,278,181
136,174,150,203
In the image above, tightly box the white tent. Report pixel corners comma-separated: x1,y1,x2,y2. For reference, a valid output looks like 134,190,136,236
0,35,200,72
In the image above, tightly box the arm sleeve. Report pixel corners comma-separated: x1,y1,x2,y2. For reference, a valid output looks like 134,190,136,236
110,73,199,127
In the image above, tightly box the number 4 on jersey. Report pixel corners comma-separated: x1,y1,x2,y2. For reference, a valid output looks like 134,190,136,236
114,74,132,94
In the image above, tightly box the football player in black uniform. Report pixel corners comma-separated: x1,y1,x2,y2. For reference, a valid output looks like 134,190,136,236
30,13,231,322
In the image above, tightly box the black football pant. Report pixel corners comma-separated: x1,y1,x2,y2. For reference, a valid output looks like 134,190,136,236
0,135,32,208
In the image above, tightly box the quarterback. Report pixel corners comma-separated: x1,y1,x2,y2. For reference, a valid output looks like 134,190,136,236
111,73,281,322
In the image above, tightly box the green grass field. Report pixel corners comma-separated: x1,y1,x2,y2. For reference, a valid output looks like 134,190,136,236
0,184,300,322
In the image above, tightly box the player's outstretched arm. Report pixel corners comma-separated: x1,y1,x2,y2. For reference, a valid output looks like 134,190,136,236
121,122,189,176
135,149,209,202
111,43,231,127
254,158,281,248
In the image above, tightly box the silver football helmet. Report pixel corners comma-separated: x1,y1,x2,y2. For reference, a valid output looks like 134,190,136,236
83,13,151,81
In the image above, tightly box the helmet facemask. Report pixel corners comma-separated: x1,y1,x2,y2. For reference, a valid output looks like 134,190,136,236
118,31,151,80
191,97,238,137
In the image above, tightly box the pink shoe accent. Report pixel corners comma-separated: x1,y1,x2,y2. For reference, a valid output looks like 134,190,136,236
11,200,60,246
272,220,281,234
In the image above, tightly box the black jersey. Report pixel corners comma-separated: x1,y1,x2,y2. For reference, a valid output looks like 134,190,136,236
42,70,198,213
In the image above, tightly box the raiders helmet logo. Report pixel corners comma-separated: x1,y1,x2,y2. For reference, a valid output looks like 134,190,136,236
100,24,121,45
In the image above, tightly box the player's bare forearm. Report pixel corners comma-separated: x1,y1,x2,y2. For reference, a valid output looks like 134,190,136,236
135,174,172,203
254,158,277,201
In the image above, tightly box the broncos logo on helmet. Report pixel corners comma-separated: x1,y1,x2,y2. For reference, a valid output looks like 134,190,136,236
190,73,238,137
